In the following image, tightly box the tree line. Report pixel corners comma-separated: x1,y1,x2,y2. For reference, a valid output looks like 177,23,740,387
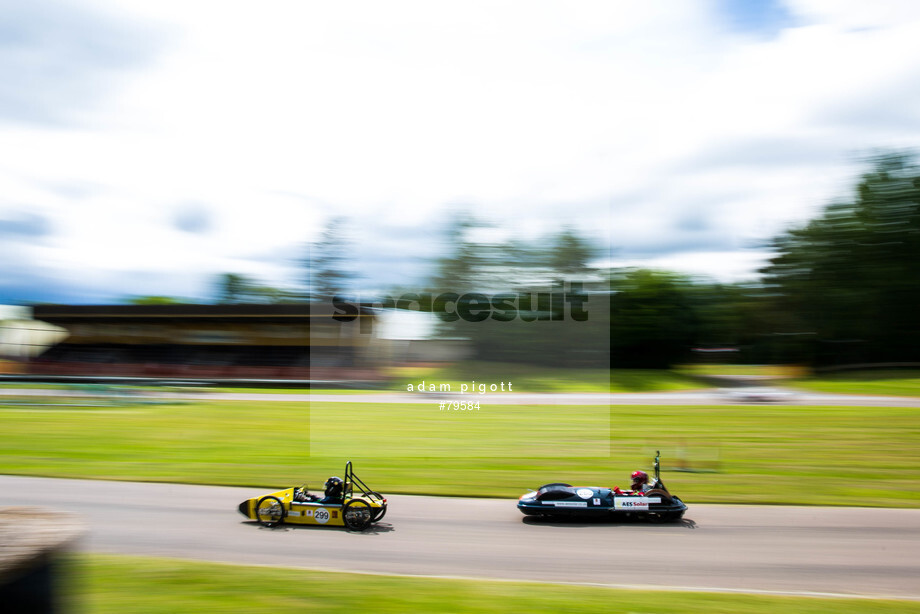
135,151,920,369
601,151,920,368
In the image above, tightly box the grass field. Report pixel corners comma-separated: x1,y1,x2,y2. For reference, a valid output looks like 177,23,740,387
678,364,808,378
6,366,920,397
790,369,920,397
73,554,919,613
0,365,703,396
2,396,918,506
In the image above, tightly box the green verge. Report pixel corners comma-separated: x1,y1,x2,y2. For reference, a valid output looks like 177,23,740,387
790,370,920,397
677,364,804,378
73,554,919,614
2,398,918,506
1,365,704,395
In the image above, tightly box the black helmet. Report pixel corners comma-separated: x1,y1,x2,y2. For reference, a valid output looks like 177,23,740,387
324,476,343,495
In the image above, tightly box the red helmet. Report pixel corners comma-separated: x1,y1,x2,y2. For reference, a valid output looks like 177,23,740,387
631,470,648,485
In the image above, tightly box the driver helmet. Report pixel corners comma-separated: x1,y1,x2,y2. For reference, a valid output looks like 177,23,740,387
630,470,649,488
324,476,343,496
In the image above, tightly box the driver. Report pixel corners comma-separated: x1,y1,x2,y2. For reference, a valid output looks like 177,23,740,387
631,470,657,493
612,470,655,495
293,486,320,503
321,476,344,504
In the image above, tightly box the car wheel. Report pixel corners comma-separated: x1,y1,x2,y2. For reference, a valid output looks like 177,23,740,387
666,498,686,521
343,500,373,531
366,491,387,522
256,496,284,528
646,511,667,523
644,489,672,503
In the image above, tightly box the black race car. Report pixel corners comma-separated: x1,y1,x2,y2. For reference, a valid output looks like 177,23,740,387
518,451,687,522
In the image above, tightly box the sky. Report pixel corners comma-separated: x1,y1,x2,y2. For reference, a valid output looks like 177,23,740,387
2,0,920,304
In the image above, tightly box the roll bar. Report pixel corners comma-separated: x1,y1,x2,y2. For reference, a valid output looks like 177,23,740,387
343,460,375,498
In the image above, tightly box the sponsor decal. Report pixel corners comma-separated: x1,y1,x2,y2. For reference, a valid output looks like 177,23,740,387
288,511,301,517
592,498,601,506
576,488,594,499
613,497,661,511
332,511,338,519
550,501,588,507
314,508,331,524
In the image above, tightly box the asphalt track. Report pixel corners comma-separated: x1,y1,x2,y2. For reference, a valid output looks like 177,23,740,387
1,475,918,600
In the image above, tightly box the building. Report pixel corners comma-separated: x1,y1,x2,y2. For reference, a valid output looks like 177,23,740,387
27,303,380,384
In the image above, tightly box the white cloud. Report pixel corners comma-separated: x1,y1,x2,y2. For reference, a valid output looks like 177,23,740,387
786,0,920,29
605,250,776,283
1,0,920,302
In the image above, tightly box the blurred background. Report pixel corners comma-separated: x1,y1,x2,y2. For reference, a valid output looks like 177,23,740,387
3,3,920,610
2,1,920,380
4,154,920,382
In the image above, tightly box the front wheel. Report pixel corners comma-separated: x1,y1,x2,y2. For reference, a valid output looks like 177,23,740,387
365,492,387,522
644,489,673,503
256,496,285,528
343,500,373,531
667,497,686,521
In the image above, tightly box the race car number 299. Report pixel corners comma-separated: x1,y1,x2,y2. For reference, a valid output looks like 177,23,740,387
314,508,330,524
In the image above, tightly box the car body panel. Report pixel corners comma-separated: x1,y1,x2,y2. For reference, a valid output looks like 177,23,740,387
238,462,386,530
237,487,376,527
518,452,688,522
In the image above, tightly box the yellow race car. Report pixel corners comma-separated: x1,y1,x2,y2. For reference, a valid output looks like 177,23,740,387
238,461,387,531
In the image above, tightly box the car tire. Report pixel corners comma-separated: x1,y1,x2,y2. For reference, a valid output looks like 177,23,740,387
343,500,373,531
256,496,285,528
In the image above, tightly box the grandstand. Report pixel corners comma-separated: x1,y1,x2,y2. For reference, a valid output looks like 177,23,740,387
25,303,380,385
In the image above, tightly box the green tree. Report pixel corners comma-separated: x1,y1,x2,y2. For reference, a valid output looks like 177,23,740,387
761,151,920,365
427,218,608,367
124,295,186,305
430,212,497,294
306,217,354,300
609,269,699,368
549,226,598,276
216,273,254,304
214,273,295,304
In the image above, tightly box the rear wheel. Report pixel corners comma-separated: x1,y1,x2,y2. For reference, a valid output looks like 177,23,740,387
343,500,373,531
256,496,284,528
